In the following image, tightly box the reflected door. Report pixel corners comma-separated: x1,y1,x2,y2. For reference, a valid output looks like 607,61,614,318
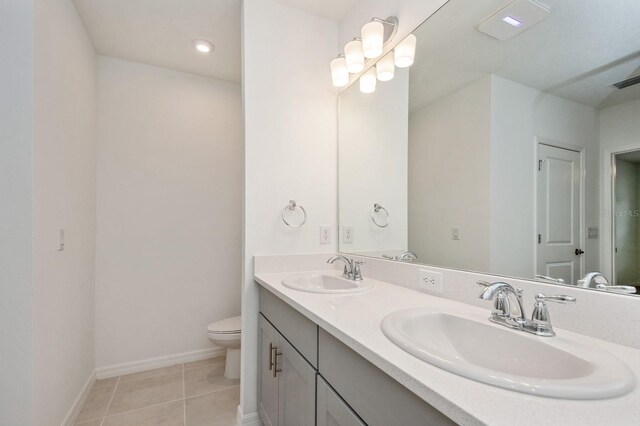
536,144,583,285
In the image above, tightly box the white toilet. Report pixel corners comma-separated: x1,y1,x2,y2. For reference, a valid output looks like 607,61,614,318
207,315,241,379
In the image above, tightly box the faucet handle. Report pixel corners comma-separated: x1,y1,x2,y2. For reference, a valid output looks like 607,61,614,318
535,293,576,304
352,260,365,281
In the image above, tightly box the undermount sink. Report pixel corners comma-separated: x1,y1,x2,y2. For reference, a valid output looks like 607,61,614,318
381,308,635,399
282,272,374,294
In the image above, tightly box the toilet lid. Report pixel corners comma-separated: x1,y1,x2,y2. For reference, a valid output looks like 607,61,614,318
207,316,241,334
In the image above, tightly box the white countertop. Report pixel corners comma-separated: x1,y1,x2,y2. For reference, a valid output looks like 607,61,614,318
255,270,640,426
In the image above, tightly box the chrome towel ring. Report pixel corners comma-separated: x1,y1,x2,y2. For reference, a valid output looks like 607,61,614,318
371,203,390,228
282,200,307,228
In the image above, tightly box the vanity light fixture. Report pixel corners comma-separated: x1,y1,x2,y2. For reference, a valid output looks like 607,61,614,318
192,39,214,53
330,55,349,88
345,39,365,73
394,34,417,68
361,21,385,58
376,51,395,81
502,15,524,27
360,67,377,94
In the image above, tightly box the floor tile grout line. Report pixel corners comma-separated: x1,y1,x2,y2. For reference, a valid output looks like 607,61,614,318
182,363,187,426
100,397,185,421
184,384,240,401
99,375,120,426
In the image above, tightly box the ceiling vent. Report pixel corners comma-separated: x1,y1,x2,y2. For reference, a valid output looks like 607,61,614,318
479,0,550,41
612,74,640,90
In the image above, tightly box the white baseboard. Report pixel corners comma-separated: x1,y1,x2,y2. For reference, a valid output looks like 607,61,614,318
95,347,226,379
61,372,95,426
236,405,262,426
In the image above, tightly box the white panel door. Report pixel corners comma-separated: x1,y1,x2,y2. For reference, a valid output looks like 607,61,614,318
537,144,583,285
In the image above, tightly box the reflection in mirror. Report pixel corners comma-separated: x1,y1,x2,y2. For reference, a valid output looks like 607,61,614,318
338,0,640,295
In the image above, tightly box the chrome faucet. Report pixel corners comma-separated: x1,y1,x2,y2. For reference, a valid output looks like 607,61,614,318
575,272,635,293
577,272,609,288
327,256,365,281
382,251,418,262
478,281,576,337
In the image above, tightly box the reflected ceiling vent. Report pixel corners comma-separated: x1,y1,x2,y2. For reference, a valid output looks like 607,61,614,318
479,0,550,41
612,74,640,90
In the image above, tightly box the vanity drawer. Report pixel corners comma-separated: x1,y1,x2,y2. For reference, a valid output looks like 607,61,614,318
318,328,454,426
259,286,318,367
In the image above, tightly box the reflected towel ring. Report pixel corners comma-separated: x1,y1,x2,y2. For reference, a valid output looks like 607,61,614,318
282,200,307,228
371,203,390,228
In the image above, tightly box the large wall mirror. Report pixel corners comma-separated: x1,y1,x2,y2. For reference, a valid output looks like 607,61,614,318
338,0,640,296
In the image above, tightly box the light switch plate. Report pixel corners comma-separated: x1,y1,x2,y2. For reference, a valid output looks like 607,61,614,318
452,227,460,240
418,269,443,294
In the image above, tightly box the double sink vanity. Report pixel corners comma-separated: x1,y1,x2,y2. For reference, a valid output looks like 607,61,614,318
254,254,640,426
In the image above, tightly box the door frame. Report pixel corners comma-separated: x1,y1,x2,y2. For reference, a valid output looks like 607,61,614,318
602,143,640,285
533,137,586,281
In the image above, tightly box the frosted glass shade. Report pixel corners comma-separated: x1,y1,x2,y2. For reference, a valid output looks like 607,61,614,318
361,21,384,59
330,57,349,87
345,40,365,74
360,67,377,94
394,34,417,68
376,52,395,81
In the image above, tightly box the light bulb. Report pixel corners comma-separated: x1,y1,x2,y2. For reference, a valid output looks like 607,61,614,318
192,39,214,54
361,21,384,59
394,34,416,68
345,40,365,74
376,51,395,81
360,67,377,94
330,57,349,87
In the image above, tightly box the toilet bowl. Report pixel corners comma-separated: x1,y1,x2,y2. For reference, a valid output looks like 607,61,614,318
207,315,241,379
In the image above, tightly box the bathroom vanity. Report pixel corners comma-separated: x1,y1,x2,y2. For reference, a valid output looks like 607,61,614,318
254,255,640,426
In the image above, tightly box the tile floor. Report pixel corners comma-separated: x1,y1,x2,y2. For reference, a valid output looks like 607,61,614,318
75,356,239,426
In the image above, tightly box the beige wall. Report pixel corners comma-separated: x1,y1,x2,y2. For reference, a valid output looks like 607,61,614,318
95,56,242,369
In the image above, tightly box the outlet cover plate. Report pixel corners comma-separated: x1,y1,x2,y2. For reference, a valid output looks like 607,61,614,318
343,225,354,243
418,269,443,294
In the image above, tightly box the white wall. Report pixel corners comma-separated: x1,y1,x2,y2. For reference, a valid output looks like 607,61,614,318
339,69,409,254
241,0,338,419
599,99,640,280
490,75,600,279
32,1,97,423
0,1,34,424
95,56,242,369
408,76,492,271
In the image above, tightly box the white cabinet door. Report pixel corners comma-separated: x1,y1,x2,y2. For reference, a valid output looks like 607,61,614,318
277,336,316,426
317,376,366,426
259,316,279,426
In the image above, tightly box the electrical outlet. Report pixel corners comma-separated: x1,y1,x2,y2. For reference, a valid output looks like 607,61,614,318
452,227,460,240
319,225,332,244
343,225,354,243
418,269,443,294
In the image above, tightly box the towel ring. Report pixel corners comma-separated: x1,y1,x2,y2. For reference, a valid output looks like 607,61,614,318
282,200,307,228
371,203,390,228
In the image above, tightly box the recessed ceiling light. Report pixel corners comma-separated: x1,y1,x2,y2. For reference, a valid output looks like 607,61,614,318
192,39,214,54
502,16,523,27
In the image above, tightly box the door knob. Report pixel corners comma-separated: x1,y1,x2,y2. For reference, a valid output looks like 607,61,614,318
575,248,585,255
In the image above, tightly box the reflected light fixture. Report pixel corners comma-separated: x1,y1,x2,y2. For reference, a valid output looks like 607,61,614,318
360,67,377,94
192,39,214,53
330,56,349,88
394,34,416,68
376,51,395,81
502,15,524,27
344,39,365,73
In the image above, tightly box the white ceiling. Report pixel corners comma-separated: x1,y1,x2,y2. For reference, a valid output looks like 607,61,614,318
72,0,241,83
409,0,640,112
273,0,358,21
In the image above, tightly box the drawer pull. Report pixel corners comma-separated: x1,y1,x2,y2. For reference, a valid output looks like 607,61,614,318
273,348,282,378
